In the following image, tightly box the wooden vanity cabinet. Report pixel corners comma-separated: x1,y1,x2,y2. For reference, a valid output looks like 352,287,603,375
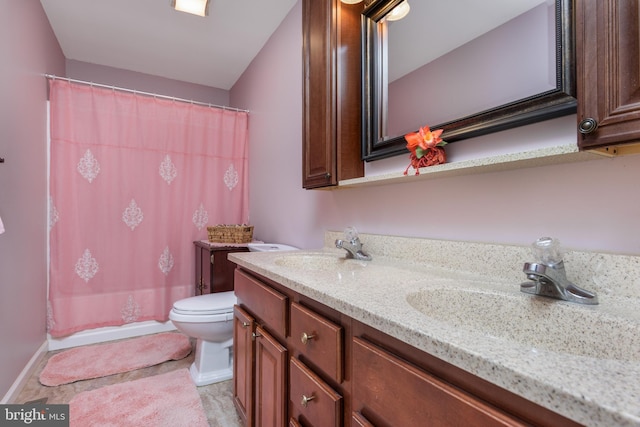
233,269,348,427
577,0,640,152
302,0,364,189
233,270,289,427
194,241,248,295
232,267,582,427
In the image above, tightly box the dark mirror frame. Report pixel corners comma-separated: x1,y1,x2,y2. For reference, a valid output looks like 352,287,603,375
361,0,577,161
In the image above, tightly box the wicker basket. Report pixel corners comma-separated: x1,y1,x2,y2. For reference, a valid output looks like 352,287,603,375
207,224,254,244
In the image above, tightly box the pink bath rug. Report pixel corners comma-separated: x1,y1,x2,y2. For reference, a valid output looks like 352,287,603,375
39,332,192,386
69,368,208,427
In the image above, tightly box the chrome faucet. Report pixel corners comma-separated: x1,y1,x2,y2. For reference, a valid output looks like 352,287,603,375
335,227,372,261
520,237,598,305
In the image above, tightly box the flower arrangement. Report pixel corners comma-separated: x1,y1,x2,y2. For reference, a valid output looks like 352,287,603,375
403,125,448,175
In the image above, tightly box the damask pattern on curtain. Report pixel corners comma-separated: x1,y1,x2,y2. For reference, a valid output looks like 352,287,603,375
48,80,249,338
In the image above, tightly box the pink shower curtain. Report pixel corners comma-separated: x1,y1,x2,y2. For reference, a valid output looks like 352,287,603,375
47,80,249,337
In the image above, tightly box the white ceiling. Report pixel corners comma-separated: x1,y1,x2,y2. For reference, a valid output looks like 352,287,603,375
39,0,297,90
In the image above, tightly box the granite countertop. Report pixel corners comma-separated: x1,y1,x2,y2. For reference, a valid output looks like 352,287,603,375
229,233,640,427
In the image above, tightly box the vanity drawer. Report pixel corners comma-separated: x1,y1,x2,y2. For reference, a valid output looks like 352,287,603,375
352,337,527,427
234,269,288,337
290,357,342,427
290,302,343,382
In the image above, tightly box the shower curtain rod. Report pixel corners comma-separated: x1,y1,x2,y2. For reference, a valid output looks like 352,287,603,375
44,74,249,113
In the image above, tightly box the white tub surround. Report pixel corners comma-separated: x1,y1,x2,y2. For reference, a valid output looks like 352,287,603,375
47,320,177,351
229,232,640,427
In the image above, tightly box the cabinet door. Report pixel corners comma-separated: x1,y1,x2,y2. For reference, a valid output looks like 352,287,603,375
302,0,335,188
201,248,212,294
577,0,640,150
254,326,288,427
302,0,363,189
352,337,527,427
233,305,255,427
194,242,204,295
211,248,247,293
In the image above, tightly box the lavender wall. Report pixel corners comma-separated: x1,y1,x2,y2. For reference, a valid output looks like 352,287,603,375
231,2,336,248
0,0,65,398
232,1,640,255
66,60,229,106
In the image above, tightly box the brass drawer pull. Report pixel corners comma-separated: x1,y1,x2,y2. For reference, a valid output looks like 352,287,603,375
301,332,316,344
301,394,315,407
242,322,250,328
252,331,262,340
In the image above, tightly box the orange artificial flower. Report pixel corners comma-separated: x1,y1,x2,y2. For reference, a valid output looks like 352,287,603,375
403,125,448,175
404,126,445,159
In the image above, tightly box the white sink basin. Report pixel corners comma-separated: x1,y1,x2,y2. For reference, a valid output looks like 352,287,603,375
274,253,367,271
406,288,640,361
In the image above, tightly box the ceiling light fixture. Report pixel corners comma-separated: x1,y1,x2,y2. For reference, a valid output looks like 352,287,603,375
340,0,363,4
171,0,210,17
386,0,410,21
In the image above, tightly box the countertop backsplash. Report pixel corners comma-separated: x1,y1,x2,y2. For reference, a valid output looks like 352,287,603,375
324,231,640,300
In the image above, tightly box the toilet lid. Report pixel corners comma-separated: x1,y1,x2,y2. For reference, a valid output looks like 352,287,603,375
172,291,236,315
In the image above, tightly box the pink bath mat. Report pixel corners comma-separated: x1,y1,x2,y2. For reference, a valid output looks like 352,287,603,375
39,332,192,386
69,368,208,426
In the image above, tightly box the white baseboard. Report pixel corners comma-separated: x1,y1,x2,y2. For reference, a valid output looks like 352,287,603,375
47,320,177,351
1,341,48,404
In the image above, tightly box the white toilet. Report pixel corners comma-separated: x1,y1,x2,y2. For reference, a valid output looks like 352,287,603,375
169,243,297,386
169,291,236,386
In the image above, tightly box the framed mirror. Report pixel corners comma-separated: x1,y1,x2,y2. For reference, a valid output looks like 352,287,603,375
362,0,576,161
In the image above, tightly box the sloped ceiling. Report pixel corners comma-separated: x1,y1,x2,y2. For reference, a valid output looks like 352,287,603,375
40,0,297,90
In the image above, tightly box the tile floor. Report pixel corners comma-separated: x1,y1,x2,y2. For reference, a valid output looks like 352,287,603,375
14,337,242,427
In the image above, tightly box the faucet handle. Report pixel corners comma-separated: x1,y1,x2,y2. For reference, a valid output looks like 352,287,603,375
344,226,359,242
532,237,564,266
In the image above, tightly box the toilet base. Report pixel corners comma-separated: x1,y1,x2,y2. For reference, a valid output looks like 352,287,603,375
189,337,234,386
189,363,233,386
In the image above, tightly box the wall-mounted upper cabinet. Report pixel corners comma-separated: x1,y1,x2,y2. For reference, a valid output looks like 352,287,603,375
302,0,364,189
577,0,640,151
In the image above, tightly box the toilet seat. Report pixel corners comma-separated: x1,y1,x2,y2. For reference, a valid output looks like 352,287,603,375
172,291,236,316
